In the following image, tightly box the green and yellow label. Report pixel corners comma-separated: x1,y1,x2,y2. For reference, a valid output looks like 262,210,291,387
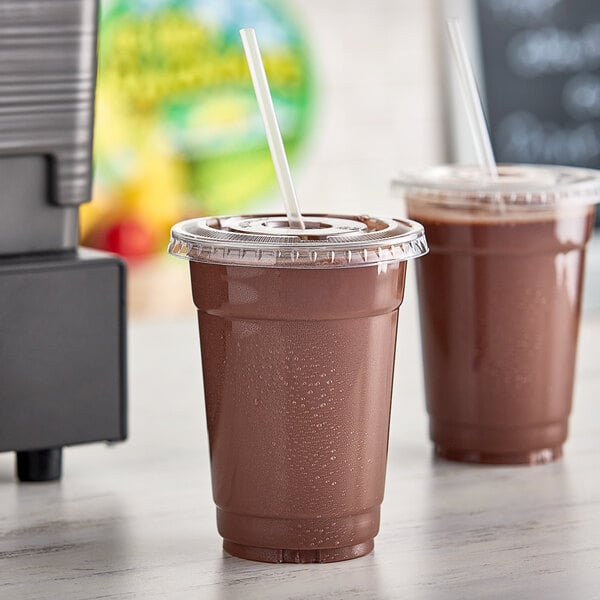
84,0,314,257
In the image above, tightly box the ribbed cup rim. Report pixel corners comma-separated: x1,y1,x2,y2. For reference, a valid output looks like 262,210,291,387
392,164,600,209
168,213,428,268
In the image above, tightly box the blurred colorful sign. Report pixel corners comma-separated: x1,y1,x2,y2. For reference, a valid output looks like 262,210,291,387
82,0,314,258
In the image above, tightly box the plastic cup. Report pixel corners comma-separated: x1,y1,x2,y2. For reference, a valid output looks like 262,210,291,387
168,214,427,562
393,164,600,465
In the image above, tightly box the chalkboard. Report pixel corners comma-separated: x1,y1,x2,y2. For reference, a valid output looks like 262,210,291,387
477,0,600,223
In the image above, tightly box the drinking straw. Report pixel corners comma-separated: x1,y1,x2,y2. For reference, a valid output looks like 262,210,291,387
446,18,498,176
240,27,305,229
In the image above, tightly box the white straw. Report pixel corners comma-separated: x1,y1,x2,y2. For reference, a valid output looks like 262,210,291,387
446,18,497,177
240,27,305,229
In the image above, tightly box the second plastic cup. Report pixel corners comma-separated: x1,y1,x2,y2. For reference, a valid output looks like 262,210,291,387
168,214,427,562
394,164,599,465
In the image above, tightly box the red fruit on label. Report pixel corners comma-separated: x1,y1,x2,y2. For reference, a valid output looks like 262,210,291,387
99,219,155,259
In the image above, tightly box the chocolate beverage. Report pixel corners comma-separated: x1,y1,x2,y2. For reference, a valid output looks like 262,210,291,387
190,260,407,562
408,202,595,464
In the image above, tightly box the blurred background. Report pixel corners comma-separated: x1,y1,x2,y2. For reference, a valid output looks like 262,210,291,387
82,0,600,317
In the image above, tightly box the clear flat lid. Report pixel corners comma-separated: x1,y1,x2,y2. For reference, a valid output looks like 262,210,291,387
168,214,428,268
392,164,600,209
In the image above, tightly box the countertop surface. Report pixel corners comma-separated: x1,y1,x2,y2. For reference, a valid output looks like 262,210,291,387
1,280,600,600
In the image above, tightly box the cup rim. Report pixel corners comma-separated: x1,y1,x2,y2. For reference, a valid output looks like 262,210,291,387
167,213,429,268
392,163,600,210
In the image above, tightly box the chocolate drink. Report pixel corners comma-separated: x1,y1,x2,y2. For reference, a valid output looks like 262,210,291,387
192,261,405,562
406,190,596,464
169,214,428,562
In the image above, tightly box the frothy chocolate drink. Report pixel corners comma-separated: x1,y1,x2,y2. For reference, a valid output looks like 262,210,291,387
395,164,600,465
408,203,594,464
168,214,427,562
192,262,404,561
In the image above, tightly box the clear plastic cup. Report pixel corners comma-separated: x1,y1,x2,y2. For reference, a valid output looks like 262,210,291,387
393,164,600,464
168,214,427,562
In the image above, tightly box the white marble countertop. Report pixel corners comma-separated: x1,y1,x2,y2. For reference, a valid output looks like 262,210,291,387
1,281,599,599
